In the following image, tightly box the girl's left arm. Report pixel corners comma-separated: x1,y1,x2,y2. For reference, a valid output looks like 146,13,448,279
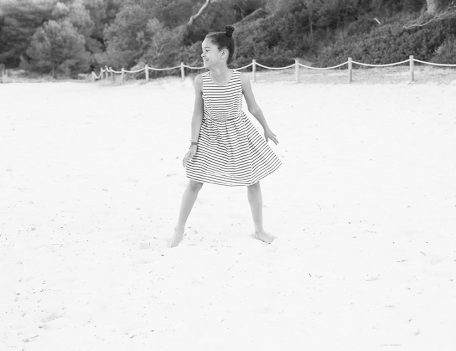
241,73,279,144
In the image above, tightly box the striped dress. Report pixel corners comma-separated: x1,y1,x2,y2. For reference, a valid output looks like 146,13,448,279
185,69,281,186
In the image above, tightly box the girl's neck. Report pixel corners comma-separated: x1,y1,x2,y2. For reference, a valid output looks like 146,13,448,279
209,65,231,78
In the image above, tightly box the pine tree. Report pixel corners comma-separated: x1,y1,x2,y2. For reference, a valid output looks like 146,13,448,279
0,0,54,67
26,19,90,77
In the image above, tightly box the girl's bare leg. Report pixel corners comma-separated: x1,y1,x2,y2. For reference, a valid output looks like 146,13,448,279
247,181,275,243
170,180,203,247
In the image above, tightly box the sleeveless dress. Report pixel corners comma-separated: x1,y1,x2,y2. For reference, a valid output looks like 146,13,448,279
185,69,281,186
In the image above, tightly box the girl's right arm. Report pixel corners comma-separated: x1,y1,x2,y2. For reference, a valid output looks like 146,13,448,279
190,74,203,143
183,74,203,167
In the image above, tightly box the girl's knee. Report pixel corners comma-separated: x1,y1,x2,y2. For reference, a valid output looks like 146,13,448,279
188,180,203,192
247,181,260,190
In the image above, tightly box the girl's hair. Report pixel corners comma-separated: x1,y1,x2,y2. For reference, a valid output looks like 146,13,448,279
205,25,235,64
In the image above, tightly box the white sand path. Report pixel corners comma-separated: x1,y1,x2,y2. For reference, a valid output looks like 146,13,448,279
1,77,455,350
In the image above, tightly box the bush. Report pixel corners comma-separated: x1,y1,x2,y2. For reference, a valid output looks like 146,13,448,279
432,35,456,64
346,18,377,37
318,14,456,66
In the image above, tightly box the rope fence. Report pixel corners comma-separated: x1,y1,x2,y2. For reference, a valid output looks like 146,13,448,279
91,56,456,84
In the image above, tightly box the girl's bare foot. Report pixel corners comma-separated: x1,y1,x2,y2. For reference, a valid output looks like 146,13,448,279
251,231,275,244
169,227,185,248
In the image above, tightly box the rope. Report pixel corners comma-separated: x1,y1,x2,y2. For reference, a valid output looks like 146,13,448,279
109,67,122,74
123,67,146,74
148,65,181,71
182,64,204,70
255,62,295,70
236,62,253,70
351,59,410,67
181,63,253,70
413,58,456,67
298,61,348,70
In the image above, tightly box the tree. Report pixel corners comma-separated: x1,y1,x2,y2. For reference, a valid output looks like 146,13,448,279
82,0,122,68
143,18,179,65
0,0,55,67
102,3,151,67
68,0,94,37
26,19,90,77
426,0,451,14
427,0,438,13
102,0,198,68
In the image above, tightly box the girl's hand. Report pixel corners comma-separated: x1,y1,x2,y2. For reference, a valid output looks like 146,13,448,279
183,145,197,168
264,128,279,145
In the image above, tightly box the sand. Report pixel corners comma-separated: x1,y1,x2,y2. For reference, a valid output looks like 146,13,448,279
1,74,456,350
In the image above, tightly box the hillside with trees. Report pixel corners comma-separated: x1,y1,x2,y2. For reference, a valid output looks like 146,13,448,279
1,0,455,77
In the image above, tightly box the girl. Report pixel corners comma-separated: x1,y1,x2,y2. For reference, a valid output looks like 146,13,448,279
170,25,281,248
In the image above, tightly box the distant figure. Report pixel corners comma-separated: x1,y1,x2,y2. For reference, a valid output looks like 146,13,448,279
170,25,281,248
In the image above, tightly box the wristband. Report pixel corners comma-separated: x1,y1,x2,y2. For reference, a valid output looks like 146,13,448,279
190,141,198,146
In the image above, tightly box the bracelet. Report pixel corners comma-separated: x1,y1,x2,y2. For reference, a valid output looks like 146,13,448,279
190,141,198,146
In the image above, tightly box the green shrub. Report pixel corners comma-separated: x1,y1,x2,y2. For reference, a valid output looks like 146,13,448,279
318,14,456,66
432,35,456,64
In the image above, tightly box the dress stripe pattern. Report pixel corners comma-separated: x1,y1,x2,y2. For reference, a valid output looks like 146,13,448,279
185,70,281,186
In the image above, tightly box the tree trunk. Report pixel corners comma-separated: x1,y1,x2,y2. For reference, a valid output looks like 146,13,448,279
427,0,438,14
188,0,224,26
309,13,313,47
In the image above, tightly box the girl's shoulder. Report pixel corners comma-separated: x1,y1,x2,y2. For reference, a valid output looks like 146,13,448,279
237,70,247,81
194,72,211,85
237,70,251,90
193,73,204,92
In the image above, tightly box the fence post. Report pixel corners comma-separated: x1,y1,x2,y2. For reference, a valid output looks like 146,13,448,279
409,55,415,83
0,64,5,83
145,64,149,81
295,58,300,83
180,62,185,81
252,59,256,83
121,68,125,84
348,57,353,84
105,66,109,80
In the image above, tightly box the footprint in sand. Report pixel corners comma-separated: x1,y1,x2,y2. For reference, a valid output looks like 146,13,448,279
139,242,151,249
365,274,380,282
41,311,65,324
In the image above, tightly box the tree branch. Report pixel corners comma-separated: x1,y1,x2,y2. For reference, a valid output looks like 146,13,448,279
403,3,456,29
188,0,222,26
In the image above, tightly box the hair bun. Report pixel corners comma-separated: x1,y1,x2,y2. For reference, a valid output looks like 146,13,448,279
225,25,234,38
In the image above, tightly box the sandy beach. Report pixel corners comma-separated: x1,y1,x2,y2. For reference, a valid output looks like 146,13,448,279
1,73,456,350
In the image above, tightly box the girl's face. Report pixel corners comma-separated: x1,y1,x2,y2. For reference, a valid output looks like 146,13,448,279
201,38,227,68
